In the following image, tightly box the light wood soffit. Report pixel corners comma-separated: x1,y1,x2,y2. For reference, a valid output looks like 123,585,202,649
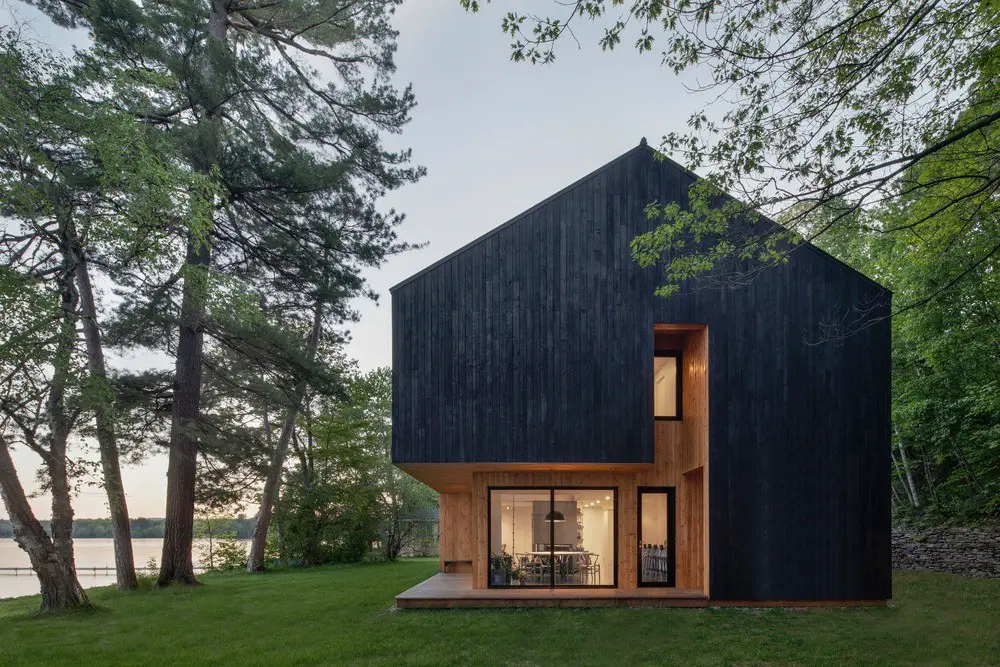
396,463,652,493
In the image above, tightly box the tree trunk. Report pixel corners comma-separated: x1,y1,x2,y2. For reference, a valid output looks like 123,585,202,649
894,425,920,508
950,437,986,496
159,0,227,588
247,302,323,572
76,257,138,590
0,439,89,612
917,442,939,505
158,236,210,587
246,409,295,572
890,447,916,507
48,205,79,572
890,478,903,509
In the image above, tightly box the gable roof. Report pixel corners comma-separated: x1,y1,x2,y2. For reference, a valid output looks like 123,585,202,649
391,141,888,294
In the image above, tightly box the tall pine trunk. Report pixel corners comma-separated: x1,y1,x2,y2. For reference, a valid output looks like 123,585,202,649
158,236,210,586
247,302,323,572
158,0,226,587
76,257,137,590
0,439,89,612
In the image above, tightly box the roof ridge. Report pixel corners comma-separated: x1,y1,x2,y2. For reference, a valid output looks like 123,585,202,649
391,141,889,294
389,141,649,292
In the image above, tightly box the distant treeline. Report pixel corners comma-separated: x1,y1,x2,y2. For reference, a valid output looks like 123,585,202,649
0,518,256,540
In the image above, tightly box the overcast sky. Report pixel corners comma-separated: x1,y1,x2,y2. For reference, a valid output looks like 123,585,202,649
2,2,705,520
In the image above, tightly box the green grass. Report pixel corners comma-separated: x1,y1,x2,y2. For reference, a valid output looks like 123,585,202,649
1,560,998,666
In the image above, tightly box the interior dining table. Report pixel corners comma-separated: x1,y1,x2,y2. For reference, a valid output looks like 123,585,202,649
526,551,592,557
523,550,594,582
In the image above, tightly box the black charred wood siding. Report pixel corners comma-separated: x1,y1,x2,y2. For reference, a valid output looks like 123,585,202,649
391,144,892,601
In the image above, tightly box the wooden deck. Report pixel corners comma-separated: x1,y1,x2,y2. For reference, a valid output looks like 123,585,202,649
395,573,708,609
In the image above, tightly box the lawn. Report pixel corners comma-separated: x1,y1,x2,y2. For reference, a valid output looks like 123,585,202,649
1,560,998,666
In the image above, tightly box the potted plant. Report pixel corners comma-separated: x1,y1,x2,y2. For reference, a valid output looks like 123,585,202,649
490,551,512,585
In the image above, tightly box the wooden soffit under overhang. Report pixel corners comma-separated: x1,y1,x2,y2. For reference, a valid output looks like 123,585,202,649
396,462,651,494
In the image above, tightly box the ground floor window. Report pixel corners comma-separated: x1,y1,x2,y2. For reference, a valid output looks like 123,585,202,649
488,487,616,588
638,487,676,586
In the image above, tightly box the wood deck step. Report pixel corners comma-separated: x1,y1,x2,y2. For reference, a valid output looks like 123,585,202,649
395,573,708,609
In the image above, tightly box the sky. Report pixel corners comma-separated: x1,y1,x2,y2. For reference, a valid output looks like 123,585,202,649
1,1,704,520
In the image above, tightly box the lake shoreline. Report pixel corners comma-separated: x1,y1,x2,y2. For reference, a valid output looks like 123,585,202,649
1,537,249,599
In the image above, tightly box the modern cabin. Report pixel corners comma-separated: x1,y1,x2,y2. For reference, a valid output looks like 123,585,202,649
392,141,892,608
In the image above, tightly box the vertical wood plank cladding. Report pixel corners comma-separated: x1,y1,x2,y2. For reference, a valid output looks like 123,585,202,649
393,144,892,602
470,330,707,591
439,493,474,572
680,468,705,590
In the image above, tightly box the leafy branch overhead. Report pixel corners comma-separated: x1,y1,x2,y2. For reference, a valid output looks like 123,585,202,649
464,0,1000,321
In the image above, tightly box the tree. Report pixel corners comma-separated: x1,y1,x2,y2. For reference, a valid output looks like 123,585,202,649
76,254,138,589
0,233,88,611
346,368,435,561
279,368,436,564
0,30,85,577
0,23,203,590
246,297,324,572
796,157,999,523
463,0,1000,324
0,437,89,611
27,0,424,586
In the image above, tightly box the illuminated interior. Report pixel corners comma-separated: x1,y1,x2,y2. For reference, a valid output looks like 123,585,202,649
654,352,680,419
489,488,615,587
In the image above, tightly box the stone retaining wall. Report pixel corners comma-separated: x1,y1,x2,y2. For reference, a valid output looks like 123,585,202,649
892,527,1000,578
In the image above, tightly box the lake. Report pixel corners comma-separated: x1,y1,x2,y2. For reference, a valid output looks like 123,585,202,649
0,538,244,599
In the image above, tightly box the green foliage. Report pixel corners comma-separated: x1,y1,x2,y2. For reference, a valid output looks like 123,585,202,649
274,367,437,565
465,0,1000,311
275,480,381,566
135,557,159,589
329,368,437,560
195,515,229,571
0,267,57,366
212,533,249,572
805,148,1000,524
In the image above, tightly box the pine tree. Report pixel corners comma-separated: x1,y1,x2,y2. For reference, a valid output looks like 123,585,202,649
28,0,423,585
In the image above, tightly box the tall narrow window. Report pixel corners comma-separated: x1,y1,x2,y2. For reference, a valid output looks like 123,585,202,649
654,350,682,420
638,487,676,587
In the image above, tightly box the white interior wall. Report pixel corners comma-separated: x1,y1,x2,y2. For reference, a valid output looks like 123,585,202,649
654,356,677,417
641,493,669,545
580,506,614,584
498,502,534,556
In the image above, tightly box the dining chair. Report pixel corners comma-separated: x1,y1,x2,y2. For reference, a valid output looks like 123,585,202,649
579,552,601,584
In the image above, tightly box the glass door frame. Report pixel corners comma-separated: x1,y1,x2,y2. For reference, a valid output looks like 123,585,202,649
486,486,618,589
637,486,677,588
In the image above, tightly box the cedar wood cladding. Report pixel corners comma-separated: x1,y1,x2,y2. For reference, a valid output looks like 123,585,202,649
391,143,892,600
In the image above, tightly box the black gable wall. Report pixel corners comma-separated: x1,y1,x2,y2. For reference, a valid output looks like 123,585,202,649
392,146,681,465
391,145,891,601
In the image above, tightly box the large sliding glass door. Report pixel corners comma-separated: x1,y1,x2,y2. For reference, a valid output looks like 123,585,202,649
488,487,616,588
